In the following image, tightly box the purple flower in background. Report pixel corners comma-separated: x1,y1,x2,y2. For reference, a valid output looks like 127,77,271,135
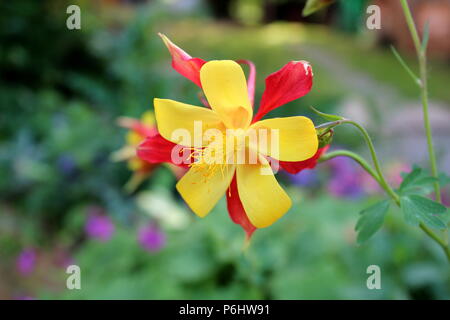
327,157,365,199
138,224,166,252
289,169,318,187
16,248,37,275
85,207,115,242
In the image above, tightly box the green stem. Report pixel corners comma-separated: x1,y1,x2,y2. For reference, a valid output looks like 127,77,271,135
343,120,400,205
319,150,380,182
420,224,450,261
319,148,450,261
400,0,446,244
400,0,441,203
317,119,398,204
317,118,449,260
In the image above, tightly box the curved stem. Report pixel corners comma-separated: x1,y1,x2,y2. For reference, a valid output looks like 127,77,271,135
319,144,448,261
319,150,380,182
420,224,450,260
343,120,400,205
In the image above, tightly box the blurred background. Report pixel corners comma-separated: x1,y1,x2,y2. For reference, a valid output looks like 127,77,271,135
1,0,450,299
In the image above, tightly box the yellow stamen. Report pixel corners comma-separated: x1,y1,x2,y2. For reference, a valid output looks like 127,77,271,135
187,144,229,184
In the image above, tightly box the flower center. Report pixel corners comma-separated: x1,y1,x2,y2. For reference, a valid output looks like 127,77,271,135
188,128,262,181
188,143,230,182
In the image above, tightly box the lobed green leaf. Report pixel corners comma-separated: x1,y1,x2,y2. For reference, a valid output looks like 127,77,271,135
399,166,440,196
400,195,447,229
355,200,390,244
399,167,422,192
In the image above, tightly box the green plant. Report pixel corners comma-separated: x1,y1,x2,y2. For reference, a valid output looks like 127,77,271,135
309,0,450,261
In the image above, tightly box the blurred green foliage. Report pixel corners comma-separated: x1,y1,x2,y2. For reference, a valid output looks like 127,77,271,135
1,0,449,300
41,193,450,299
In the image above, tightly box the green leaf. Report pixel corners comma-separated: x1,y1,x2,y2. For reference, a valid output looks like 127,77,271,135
400,195,447,229
438,172,450,187
413,176,439,188
402,177,439,196
401,197,420,226
310,106,344,121
409,195,447,214
398,166,438,195
390,46,421,86
355,200,390,244
302,0,335,17
399,167,422,192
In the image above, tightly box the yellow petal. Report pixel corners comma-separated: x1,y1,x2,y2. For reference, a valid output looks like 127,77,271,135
176,164,235,217
250,116,318,161
200,60,252,129
236,157,291,228
154,98,223,146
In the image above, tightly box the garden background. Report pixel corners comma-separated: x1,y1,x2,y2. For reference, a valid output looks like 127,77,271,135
1,0,450,299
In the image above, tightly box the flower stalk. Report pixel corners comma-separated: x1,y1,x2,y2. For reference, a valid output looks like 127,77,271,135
319,119,450,262
316,119,398,203
400,0,449,246
317,119,450,261
318,150,379,182
344,120,400,205
399,0,441,204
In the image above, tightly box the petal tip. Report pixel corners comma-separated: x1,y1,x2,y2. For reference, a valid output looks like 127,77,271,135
158,32,171,49
251,198,292,229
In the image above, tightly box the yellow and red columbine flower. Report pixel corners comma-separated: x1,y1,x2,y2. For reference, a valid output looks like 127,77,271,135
113,111,186,191
114,111,157,173
138,35,323,238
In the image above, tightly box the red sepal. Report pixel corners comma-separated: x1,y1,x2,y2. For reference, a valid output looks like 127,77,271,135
253,61,313,122
226,175,256,239
159,33,206,88
280,145,329,174
137,134,191,168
